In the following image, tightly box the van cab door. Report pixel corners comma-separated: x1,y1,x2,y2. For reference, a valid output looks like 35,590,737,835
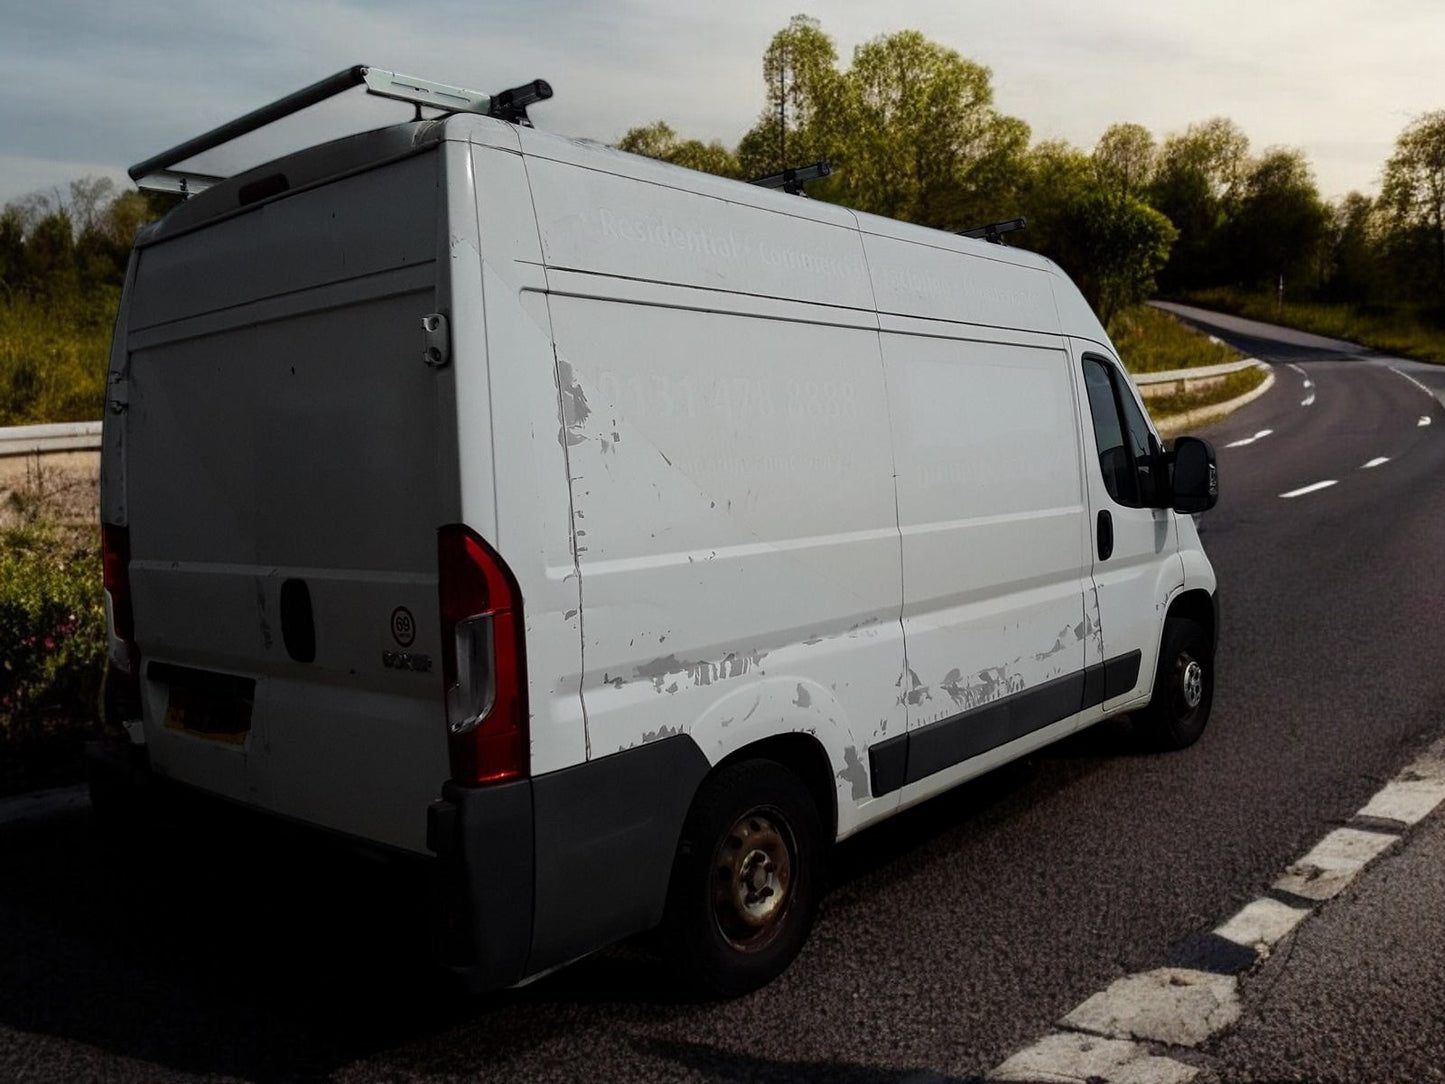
1074,345,1185,714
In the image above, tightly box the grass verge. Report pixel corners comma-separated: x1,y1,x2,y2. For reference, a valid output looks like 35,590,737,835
1109,303,1244,374
1181,288,1445,365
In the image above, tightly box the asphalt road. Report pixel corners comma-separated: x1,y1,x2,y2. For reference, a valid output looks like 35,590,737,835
4,304,1445,1082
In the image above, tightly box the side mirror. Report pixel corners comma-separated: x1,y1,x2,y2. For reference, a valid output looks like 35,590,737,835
1170,436,1218,514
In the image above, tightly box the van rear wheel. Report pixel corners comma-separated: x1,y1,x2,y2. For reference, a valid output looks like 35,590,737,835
660,758,823,998
1137,617,1213,750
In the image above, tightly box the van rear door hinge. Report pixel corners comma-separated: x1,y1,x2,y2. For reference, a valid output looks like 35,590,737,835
422,313,450,368
107,375,130,413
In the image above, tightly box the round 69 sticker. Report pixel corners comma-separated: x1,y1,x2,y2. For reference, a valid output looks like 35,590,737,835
390,606,417,648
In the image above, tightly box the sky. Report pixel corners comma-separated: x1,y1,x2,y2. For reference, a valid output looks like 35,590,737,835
2,0,1441,210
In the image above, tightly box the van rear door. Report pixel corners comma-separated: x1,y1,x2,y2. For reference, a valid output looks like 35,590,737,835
118,152,457,852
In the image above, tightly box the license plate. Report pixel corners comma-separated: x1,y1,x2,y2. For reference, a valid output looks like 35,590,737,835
156,665,254,744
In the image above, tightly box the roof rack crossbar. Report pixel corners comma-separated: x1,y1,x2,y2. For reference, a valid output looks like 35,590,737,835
958,217,1027,245
749,160,833,197
127,65,499,190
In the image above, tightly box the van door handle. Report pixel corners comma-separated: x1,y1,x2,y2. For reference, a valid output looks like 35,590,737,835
1097,510,1114,561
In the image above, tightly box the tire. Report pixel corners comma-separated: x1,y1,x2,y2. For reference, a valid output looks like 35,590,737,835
1137,617,1214,750
660,758,825,998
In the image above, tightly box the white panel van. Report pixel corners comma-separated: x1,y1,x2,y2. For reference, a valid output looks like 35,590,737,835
94,68,1221,996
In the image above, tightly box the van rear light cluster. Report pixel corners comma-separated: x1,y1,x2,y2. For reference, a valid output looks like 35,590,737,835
437,525,528,784
101,523,143,728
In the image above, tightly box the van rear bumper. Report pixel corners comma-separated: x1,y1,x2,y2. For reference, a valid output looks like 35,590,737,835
427,734,711,991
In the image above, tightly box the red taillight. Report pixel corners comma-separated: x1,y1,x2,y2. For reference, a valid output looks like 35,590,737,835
437,525,528,785
101,522,142,727
101,523,134,643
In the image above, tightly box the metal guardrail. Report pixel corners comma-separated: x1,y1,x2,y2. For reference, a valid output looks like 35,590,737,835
1133,357,1266,399
0,421,103,458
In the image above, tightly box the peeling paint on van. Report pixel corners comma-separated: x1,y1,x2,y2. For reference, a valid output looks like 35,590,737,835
899,667,931,706
941,666,1025,711
556,359,592,427
642,725,680,743
838,746,869,801
634,648,768,692
793,684,811,708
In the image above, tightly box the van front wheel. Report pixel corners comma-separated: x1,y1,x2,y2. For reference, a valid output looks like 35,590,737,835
1137,617,1213,750
661,758,824,998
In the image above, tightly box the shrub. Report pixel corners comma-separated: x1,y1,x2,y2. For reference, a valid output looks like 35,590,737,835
0,487,106,794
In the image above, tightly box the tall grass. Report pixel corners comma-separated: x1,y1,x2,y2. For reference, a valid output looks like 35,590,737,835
1109,303,1244,373
1184,287,1445,364
0,291,116,425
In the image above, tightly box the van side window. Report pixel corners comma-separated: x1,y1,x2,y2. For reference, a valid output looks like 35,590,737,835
1082,356,1155,507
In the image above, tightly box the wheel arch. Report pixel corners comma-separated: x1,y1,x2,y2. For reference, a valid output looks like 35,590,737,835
1165,587,1217,655
714,732,839,845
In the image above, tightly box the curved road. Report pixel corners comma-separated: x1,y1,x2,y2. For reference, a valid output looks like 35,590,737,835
3,304,1444,1081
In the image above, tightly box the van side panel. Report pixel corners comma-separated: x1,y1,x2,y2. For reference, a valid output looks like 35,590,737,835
121,153,454,852
524,154,908,838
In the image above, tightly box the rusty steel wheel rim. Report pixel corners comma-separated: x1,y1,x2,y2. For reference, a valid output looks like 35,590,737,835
711,808,794,951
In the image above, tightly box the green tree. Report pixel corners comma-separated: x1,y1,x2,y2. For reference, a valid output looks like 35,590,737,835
735,14,843,179
1093,123,1156,196
1149,118,1249,291
614,121,742,178
1381,110,1445,296
1321,192,1382,302
1014,141,1175,324
1228,147,1328,291
832,30,1029,227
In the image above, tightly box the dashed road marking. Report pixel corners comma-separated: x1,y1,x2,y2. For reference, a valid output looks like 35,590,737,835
1280,480,1336,498
1273,828,1399,902
1301,392,1316,406
990,1033,1198,1083
1225,429,1274,449
1214,897,1312,953
1421,416,1433,427
986,735,1445,1083
1362,457,1390,469
1287,363,1308,378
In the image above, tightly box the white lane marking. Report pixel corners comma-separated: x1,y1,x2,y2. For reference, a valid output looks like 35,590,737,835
1302,379,1314,388
1358,747,1445,825
987,735,1445,1082
1214,897,1312,953
1280,480,1337,498
1301,392,1316,407
1389,364,1436,398
1225,428,1275,448
1288,363,1309,377
1421,416,1432,427
1362,457,1390,469
990,1034,1198,1083
1061,969,1240,1048
1273,827,1399,902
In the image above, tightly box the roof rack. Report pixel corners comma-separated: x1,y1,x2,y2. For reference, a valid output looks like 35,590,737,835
128,66,552,196
958,217,1027,245
749,160,833,197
